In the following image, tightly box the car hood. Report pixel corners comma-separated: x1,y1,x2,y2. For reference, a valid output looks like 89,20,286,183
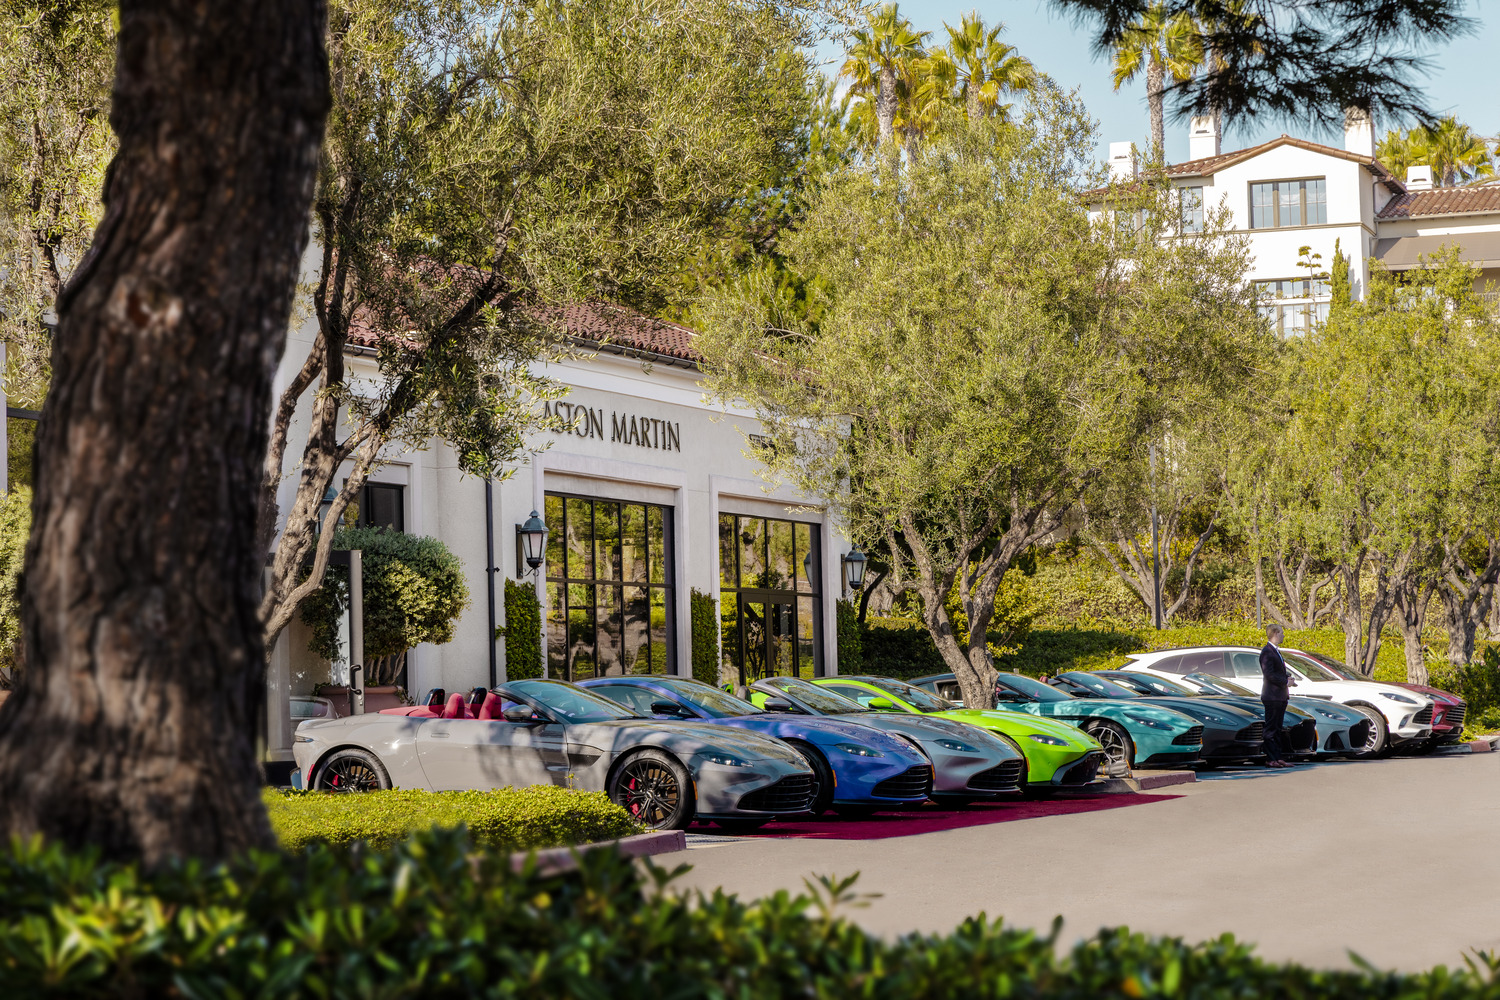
1130,697,1258,726
572,719,807,764
728,713,923,756
843,712,1021,756
1057,700,1199,727
1396,683,1463,705
934,708,1098,746
1296,678,1432,706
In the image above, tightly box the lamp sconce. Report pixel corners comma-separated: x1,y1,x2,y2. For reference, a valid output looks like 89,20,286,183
841,546,868,597
515,510,548,579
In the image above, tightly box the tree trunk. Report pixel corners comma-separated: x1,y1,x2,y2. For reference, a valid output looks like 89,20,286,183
1146,57,1166,160
877,63,898,174
1392,573,1434,685
966,86,981,123
0,0,329,865
1437,535,1500,666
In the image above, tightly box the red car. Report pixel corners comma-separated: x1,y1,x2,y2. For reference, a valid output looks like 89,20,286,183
1295,652,1467,747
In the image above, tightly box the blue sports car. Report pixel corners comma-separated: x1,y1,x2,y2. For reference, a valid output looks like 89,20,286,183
577,676,935,818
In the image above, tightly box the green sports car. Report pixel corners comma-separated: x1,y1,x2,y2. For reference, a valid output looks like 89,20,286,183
808,675,1106,789
912,672,1205,772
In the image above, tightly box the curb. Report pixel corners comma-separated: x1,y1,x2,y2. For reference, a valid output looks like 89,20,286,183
1054,769,1197,795
1132,770,1198,790
1469,735,1500,754
511,829,688,875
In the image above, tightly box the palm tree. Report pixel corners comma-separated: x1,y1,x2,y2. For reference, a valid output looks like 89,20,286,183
944,13,1036,123
1379,118,1494,186
1111,3,1203,159
840,4,929,171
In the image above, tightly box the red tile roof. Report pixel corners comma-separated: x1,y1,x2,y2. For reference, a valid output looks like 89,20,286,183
545,303,702,365
1377,186,1500,219
1084,135,1401,200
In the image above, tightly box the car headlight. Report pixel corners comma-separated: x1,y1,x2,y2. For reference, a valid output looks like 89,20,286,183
697,752,754,768
1027,734,1069,746
1311,707,1340,719
294,734,314,743
935,739,978,752
835,742,885,758
1196,714,1231,726
1123,712,1172,730
1380,692,1417,704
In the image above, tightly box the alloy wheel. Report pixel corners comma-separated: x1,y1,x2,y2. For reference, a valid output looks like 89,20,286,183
1089,723,1132,773
615,758,682,827
318,754,383,792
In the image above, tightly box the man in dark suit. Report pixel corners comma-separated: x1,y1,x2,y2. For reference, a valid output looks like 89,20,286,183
1260,625,1294,768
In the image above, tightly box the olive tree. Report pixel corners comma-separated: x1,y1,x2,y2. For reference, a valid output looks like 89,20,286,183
695,95,1264,710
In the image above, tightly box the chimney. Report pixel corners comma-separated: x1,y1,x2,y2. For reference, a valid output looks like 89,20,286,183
1108,141,1137,181
1189,115,1220,160
1343,106,1375,158
1406,165,1433,191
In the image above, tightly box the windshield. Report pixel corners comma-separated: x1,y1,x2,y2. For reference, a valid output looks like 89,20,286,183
1114,673,1195,697
1281,653,1342,682
506,679,637,722
863,677,956,712
1288,651,1359,681
1061,672,1140,699
657,679,761,718
1184,673,1255,696
758,676,866,715
995,673,1071,702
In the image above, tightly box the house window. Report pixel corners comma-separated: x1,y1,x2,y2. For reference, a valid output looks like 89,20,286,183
1250,178,1327,228
356,482,405,531
1179,186,1204,233
543,493,674,680
1254,278,1332,336
718,513,822,686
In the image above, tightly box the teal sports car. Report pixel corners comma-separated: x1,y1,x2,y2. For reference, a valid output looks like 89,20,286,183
913,672,1204,772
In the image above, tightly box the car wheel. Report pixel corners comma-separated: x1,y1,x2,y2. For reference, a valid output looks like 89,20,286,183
313,748,390,792
608,749,695,831
1348,704,1388,757
713,818,768,832
784,740,835,816
1084,720,1134,773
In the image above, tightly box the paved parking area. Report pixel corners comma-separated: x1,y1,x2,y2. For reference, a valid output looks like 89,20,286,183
666,751,1500,971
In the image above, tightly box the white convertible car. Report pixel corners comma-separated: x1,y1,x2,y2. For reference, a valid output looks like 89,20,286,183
1123,646,1432,755
292,678,819,831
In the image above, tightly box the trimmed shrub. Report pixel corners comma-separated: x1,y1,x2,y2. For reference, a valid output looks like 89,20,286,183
0,485,29,681
835,598,863,672
861,616,949,678
690,588,719,685
4,828,1500,998
264,785,639,852
501,577,545,680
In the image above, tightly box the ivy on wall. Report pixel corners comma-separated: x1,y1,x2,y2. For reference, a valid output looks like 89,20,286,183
689,589,719,686
835,598,862,674
501,579,543,681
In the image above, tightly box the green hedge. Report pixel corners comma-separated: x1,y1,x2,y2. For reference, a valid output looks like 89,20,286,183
264,786,639,852
690,588,719,685
4,828,1500,998
836,598,863,672
860,616,950,678
502,578,544,680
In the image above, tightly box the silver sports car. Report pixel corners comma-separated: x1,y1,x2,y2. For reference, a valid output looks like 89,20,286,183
292,678,818,831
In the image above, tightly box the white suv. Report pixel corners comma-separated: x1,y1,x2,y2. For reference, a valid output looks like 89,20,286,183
1123,646,1432,755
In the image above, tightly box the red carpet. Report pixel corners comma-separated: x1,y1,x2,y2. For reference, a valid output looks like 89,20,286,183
693,793,1181,841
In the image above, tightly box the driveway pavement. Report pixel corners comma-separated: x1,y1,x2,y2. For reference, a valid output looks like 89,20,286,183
665,752,1500,972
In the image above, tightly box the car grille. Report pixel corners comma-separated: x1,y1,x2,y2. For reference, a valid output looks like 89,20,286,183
1413,706,1434,725
966,759,1024,791
1172,725,1205,746
737,774,815,813
1324,732,1345,752
1058,751,1104,785
1236,722,1265,744
1443,706,1466,730
872,765,933,800
1290,719,1316,751
1348,720,1372,747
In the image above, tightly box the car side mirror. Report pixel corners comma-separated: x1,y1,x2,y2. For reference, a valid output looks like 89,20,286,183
866,697,895,710
501,704,534,723
760,697,793,712
995,690,1023,703
650,700,687,717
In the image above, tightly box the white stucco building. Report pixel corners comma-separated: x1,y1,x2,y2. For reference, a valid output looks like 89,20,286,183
263,301,854,766
1092,111,1500,330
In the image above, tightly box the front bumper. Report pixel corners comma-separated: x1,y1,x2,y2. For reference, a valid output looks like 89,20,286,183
695,758,818,819
928,747,1023,796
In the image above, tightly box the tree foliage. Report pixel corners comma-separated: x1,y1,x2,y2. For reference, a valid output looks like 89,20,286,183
1378,117,1495,187
0,486,30,685
0,0,115,407
696,99,1265,709
301,527,470,685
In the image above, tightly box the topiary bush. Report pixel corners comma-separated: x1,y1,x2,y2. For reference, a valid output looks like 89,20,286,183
501,578,544,680
300,527,470,684
4,827,1500,998
690,588,719,685
835,598,863,673
264,786,639,852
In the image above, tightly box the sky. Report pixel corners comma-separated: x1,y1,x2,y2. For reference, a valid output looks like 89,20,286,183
812,0,1498,165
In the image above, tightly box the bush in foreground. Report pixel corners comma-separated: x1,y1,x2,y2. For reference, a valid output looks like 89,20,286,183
264,785,640,852
3,828,1500,999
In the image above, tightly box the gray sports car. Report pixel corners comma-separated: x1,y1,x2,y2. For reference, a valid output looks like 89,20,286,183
292,678,817,831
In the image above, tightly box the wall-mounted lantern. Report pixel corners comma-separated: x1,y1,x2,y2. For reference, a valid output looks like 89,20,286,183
516,510,548,578
842,546,868,596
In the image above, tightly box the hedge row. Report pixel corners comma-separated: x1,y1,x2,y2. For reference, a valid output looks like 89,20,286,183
264,786,640,852
3,828,1498,998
